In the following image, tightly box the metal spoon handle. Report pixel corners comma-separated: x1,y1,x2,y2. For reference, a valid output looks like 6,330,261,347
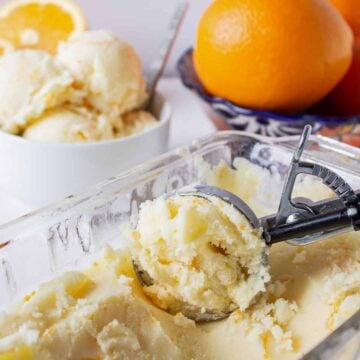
143,1,188,109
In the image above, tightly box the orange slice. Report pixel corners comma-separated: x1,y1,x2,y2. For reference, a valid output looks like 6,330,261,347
0,0,86,54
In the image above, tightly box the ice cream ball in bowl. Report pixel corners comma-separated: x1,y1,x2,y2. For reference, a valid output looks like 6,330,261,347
0,31,171,207
56,30,148,120
23,107,115,143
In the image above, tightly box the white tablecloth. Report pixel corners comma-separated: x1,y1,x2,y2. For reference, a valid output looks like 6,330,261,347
0,77,216,225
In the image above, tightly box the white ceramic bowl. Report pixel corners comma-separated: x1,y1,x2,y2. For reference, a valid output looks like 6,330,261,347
0,92,171,207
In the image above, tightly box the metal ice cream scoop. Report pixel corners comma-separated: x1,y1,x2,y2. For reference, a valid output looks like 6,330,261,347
134,126,360,322
195,126,360,247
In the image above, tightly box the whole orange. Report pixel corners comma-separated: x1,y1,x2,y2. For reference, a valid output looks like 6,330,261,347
330,0,360,36
326,39,360,116
194,0,353,112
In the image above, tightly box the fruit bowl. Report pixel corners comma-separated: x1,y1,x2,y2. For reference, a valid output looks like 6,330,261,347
177,48,360,146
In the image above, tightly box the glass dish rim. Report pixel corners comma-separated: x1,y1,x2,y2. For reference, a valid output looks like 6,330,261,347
0,130,359,240
177,48,360,125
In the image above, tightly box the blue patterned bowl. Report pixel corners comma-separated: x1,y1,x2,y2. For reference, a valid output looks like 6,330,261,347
177,48,360,145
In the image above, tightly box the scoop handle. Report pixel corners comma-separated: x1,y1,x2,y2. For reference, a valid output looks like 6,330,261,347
265,205,358,245
275,125,357,225
264,191,360,245
267,125,360,246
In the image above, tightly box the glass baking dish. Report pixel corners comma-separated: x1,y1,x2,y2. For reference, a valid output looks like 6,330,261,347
0,131,359,359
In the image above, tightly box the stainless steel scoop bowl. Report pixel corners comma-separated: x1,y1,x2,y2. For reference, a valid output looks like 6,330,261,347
132,186,262,322
133,126,360,322
132,260,233,322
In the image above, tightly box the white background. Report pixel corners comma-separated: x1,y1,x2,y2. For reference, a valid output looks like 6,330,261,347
74,0,212,76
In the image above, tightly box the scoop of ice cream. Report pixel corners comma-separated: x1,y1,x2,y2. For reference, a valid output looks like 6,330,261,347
57,30,147,118
23,107,114,143
0,249,182,359
0,50,74,134
131,195,269,315
123,110,157,136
